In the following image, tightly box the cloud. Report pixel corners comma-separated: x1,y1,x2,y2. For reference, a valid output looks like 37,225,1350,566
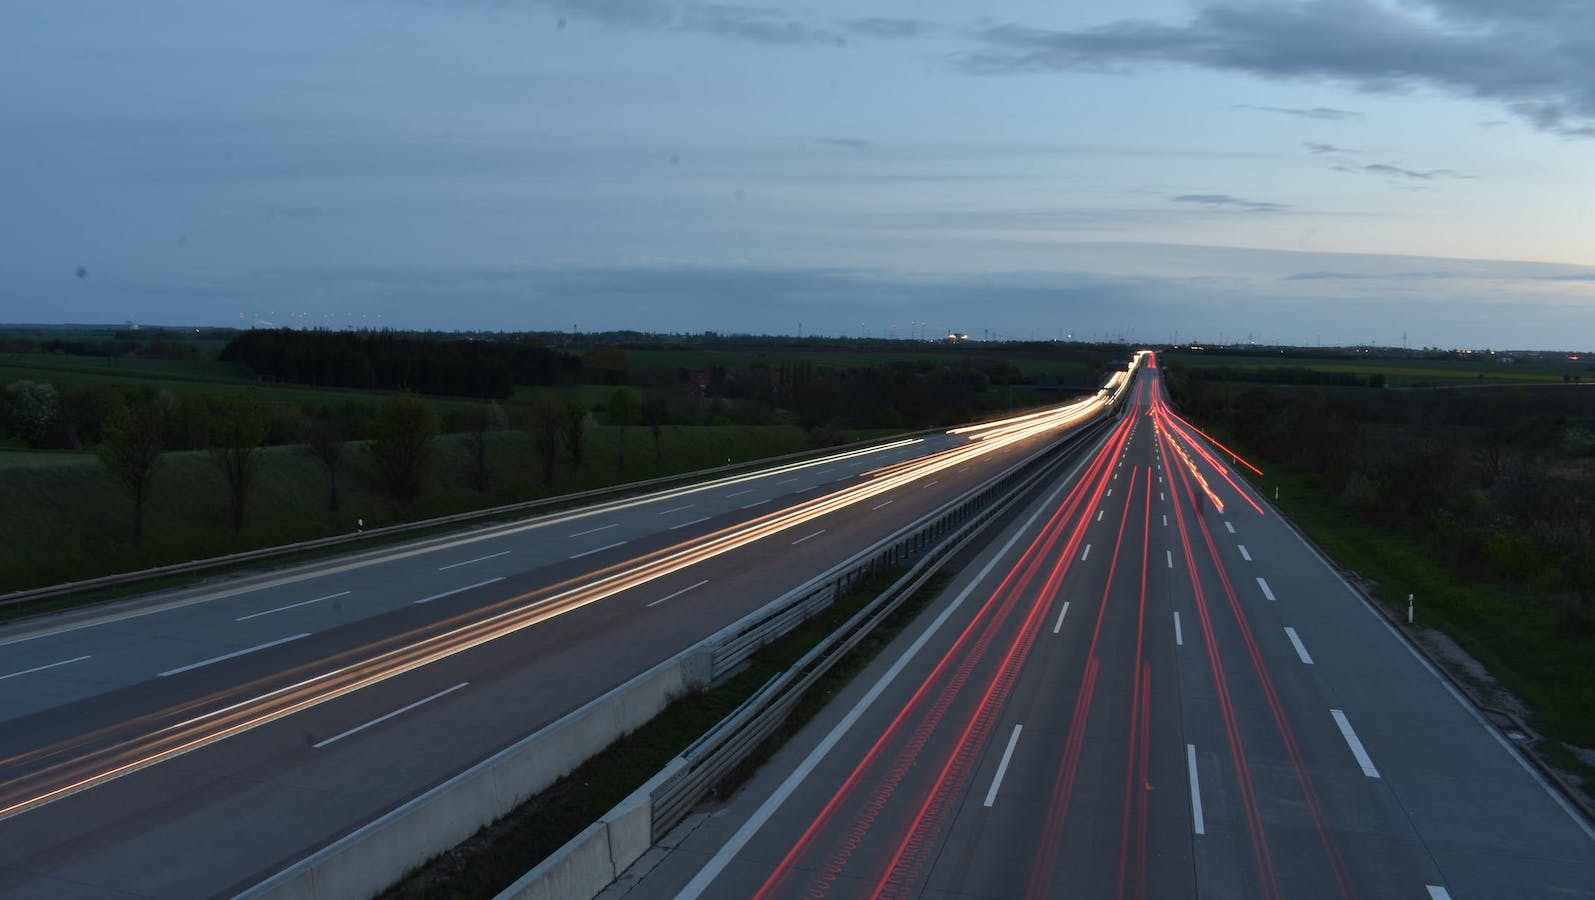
843,17,936,40
1172,193,1288,212
1303,141,1357,154
963,1,1595,137
1240,105,1364,121
679,4,844,45
814,137,873,150
1344,162,1473,179
1284,270,1458,281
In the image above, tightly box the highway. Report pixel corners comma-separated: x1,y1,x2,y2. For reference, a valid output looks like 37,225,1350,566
0,389,1112,898
618,356,1595,900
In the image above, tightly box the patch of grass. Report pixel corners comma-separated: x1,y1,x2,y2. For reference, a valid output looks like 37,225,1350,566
381,565,942,899
1164,351,1584,386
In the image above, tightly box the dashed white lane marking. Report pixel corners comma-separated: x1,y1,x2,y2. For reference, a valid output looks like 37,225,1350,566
1166,550,1173,569
236,591,351,622
983,724,1024,807
568,523,618,538
1,654,92,681
1238,545,1251,561
1081,544,1091,561
648,579,710,608
1256,577,1276,602
791,530,826,545
1224,521,1236,534
872,500,894,510
1426,887,1453,900
741,499,769,509
1107,489,1113,498
570,540,627,559
670,515,711,530
1331,708,1381,778
415,577,504,605
160,633,310,677
925,480,939,487
1160,492,1165,501
1162,515,1167,527
1285,627,1314,664
438,550,510,571
1173,612,1183,646
312,682,469,749
1187,744,1206,835
775,477,797,484
726,489,753,498
657,504,695,515
1097,510,1104,522
1052,601,1071,634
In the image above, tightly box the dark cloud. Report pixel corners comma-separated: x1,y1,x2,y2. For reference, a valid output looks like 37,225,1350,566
1172,193,1288,212
1344,163,1472,179
1240,105,1364,121
1303,141,1357,154
1535,272,1595,282
963,1,1595,137
843,17,936,40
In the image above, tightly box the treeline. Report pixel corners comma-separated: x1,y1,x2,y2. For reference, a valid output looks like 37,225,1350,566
1186,365,1380,388
220,330,583,399
2,332,202,361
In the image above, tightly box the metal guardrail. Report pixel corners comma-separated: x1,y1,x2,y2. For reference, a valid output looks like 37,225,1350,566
0,430,938,608
648,414,1113,839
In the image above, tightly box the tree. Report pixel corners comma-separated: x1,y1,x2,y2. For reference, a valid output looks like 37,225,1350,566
97,399,165,545
209,393,270,532
528,397,564,487
5,380,59,447
369,394,437,500
462,402,506,493
608,387,642,475
564,399,587,468
644,391,668,464
305,419,345,511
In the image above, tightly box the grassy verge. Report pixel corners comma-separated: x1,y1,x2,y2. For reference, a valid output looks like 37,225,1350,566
383,564,951,899
1238,462,1595,750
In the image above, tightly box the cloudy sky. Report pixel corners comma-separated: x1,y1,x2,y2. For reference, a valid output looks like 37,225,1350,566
5,0,1594,348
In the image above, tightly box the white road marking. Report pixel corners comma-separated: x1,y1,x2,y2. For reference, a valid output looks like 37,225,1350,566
1238,545,1251,561
791,530,826,546
1081,544,1091,561
872,500,894,510
1114,473,1118,480
312,682,469,749
1187,744,1205,835
775,477,797,484
1256,577,1276,602
1160,492,1164,501
983,724,1024,807
1097,510,1104,522
925,480,939,487
1224,521,1236,534
670,515,711,530
726,489,753,498
673,446,1098,900
160,633,310,677
1426,887,1453,900
1162,515,1167,527
1173,611,1183,646
1285,627,1314,664
568,522,619,538
647,579,710,608
1,654,92,681
414,577,504,605
1166,550,1173,569
1331,708,1381,778
657,504,695,515
235,591,351,622
438,550,510,571
570,540,627,559
1107,489,1113,498
1052,601,1071,634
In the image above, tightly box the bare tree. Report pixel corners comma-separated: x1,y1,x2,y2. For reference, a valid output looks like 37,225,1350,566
608,387,641,475
462,402,506,493
209,393,270,532
305,419,345,511
528,397,564,487
564,399,587,468
97,399,165,545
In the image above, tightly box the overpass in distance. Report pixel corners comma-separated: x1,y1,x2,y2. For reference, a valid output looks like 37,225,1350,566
2,353,1593,898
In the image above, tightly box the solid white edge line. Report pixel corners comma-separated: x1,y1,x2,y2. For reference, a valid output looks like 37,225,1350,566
235,590,351,622
1426,886,1453,900
1331,708,1381,778
1238,544,1251,561
670,516,712,530
1,654,92,681
1285,627,1315,665
675,437,1099,900
647,579,710,608
1256,576,1277,602
567,523,619,538
414,577,505,605
1187,743,1205,835
437,550,511,571
159,633,310,677
312,682,469,749
983,724,1024,807
791,530,826,546
1052,600,1071,634
1173,611,1183,646
569,540,627,559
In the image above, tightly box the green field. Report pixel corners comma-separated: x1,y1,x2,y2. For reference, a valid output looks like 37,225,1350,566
623,346,1101,380
1164,350,1590,386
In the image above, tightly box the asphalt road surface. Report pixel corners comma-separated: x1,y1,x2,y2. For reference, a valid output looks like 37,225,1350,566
616,360,1595,900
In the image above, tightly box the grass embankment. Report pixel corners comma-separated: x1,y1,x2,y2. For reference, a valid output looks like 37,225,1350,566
0,424,830,595
382,566,946,899
1246,462,1595,751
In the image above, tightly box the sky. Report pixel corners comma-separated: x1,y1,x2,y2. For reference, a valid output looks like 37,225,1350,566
4,0,1594,349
